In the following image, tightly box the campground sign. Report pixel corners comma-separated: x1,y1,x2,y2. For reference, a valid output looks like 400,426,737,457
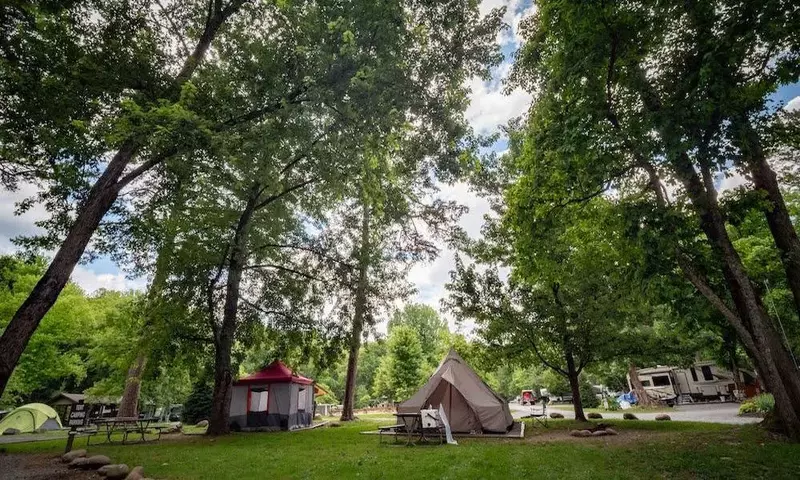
65,400,87,453
68,400,88,428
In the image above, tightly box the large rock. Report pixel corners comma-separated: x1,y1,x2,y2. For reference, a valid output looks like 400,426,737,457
125,466,145,480
62,449,87,463
569,429,592,437
99,464,130,479
623,413,638,420
655,414,671,421
549,412,564,419
605,428,618,435
68,458,89,469
587,412,603,419
84,455,112,469
2,428,20,435
591,430,609,437
195,420,208,428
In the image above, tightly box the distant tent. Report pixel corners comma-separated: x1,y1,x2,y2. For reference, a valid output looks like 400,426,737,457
0,403,63,434
397,349,514,433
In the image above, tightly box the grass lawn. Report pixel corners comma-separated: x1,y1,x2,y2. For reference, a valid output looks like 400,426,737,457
3,419,799,479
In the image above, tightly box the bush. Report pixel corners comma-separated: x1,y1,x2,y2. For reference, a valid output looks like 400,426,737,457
739,393,774,416
606,397,620,411
579,379,600,409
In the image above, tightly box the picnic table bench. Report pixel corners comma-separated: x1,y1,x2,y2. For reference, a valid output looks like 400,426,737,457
90,417,165,445
380,412,445,446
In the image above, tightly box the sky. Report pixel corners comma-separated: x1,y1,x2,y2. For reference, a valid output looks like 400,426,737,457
1,0,799,334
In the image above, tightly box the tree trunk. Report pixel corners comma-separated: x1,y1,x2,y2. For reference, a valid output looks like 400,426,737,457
628,363,657,408
737,118,800,319
0,139,137,396
207,190,259,436
565,352,586,422
118,195,183,420
118,352,148,418
672,154,800,439
0,4,243,399
341,203,371,421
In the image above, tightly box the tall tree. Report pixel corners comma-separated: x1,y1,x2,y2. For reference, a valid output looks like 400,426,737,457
0,0,256,397
388,303,448,368
447,199,666,422
510,0,800,437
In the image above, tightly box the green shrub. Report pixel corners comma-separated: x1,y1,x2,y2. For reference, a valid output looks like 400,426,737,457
606,397,620,411
739,393,774,415
183,380,213,424
579,378,600,408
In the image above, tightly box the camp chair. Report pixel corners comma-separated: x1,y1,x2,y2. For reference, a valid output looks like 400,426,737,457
530,398,548,428
420,409,445,444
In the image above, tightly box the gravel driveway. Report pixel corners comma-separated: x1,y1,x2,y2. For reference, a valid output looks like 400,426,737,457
509,402,761,425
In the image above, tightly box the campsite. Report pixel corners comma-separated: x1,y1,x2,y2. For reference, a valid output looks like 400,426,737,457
2,0,800,478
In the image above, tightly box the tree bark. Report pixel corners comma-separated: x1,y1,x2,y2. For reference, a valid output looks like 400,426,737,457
627,363,657,408
118,352,148,418
735,117,800,319
341,202,371,421
0,139,138,396
671,153,800,439
565,352,586,422
0,3,244,399
207,189,259,435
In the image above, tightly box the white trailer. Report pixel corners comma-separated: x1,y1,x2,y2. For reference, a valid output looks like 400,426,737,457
630,361,756,404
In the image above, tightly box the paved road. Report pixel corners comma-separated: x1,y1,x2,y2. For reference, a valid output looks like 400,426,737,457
0,432,67,445
509,402,761,425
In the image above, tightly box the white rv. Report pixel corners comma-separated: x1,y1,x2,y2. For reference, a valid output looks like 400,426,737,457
631,361,757,404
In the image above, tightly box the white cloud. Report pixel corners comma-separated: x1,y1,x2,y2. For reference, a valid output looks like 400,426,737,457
466,74,532,135
0,182,146,294
785,96,800,112
70,266,147,294
718,172,749,193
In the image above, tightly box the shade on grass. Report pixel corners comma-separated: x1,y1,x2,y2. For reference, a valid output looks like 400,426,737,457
4,419,799,479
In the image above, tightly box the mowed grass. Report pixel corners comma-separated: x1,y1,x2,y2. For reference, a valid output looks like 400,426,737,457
4,419,799,479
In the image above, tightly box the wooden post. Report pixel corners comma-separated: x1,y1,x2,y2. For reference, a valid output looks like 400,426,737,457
65,400,87,453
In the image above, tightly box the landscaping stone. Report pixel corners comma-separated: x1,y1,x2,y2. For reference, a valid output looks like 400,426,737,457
605,428,618,435
587,412,603,419
84,455,112,469
125,466,145,480
195,420,208,428
655,414,671,421
62,449,87,463
591,430,608,436
99,464,130,479
569,429,592,437
549,412,564,419
68,458,89,469
623,413,638,420
2,428,20,435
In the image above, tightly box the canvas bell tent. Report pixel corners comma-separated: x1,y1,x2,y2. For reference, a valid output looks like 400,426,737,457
398,349,514,433
228,360,318,431
0,403,63,434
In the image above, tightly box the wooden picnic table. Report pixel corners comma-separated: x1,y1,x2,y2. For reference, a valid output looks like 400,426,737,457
391,413,422,445
93,417,163,444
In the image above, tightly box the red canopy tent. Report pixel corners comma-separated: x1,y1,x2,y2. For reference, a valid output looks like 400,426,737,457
229,360,320,431
235,360,314,386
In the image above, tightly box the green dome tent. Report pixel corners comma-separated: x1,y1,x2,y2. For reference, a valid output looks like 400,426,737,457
0,403,63,434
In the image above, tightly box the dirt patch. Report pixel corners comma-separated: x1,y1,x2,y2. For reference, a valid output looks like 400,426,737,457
0,453,98,480
521,429,676,446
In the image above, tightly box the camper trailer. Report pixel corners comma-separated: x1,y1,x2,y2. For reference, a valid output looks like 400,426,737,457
631,361,758,404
